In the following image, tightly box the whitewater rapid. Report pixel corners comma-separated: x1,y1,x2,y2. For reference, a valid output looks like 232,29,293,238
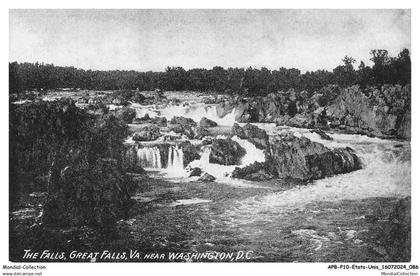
186,135,265,180
131,100,410,206
131,102,237,126
222,126,410,224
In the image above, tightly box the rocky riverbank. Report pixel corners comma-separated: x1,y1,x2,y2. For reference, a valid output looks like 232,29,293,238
213,85,410,140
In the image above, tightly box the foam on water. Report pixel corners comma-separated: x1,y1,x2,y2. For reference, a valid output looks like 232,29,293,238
223,125,410,223
137,147,162,169
131,102,237,126
164,145,188,178
186,136,265,184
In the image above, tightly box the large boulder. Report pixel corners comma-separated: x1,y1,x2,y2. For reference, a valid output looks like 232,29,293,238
268,132,361,180
132,125,161,141
114,107,136,124
287,113,314,128
231,123,269,149
231,162,275,181
209,138,246,165
199,117,218,127
198,173,216,182
169,124,195,139
188,167,202,177
170,116,197,127
305,147,363,179
169,116,197,139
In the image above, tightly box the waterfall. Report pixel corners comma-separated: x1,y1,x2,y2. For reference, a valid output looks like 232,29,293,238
167,145,184,170
164,145,187,177
137,147,162,169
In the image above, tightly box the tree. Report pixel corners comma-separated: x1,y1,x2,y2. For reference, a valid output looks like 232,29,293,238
333,56,357,87
8,48,410,95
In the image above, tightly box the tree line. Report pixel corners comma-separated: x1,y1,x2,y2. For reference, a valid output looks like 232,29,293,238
9,49,410,96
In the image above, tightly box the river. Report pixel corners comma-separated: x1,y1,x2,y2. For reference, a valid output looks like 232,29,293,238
114,93,410,262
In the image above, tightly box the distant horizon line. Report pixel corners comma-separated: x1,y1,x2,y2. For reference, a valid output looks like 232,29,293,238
9,47,411,73
8,59,376,73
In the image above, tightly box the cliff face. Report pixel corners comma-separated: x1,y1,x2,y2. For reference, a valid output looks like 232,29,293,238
215,85,411,139
326,85,410,139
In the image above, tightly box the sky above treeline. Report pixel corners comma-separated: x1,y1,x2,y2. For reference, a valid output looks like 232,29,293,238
9,9,411,72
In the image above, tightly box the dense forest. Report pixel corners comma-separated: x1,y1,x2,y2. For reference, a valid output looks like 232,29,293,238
9,49,410,96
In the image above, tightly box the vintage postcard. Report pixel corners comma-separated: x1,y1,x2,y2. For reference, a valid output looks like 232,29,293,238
4,7,416,276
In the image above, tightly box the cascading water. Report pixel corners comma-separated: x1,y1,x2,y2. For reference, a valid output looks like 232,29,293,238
223,125,411,224
131,102,237,126
137,147,162,169
165,145,187,177
186,136,265,183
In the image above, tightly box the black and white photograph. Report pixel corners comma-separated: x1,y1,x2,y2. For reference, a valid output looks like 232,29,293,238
2,5,418,275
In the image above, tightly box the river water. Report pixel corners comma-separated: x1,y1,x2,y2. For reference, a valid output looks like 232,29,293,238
117,93,410,262
10,92,411,262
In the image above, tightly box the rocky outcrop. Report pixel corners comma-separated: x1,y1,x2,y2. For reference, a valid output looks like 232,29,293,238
231,123,269,149
232,162,275,181
199,117,218,127
267,132,361,180
198,173,216,182
169,116,197,139
215,85,410,139
132,125,161,141
169,124,195,139
188,167,202,177
326,85,411,139
133,114,167,127
193,126,210,139
209,138,246,165
113,107,137,124
170,116,197,127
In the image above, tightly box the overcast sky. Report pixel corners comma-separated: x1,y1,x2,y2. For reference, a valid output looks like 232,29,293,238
9,9,410,72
